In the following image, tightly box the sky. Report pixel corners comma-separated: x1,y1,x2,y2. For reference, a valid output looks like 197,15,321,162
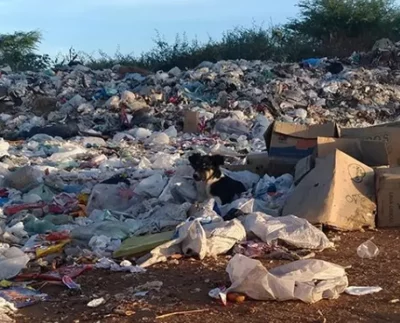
0,0,300,57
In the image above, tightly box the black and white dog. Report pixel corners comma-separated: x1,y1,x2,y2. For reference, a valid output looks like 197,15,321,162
188,153,246,205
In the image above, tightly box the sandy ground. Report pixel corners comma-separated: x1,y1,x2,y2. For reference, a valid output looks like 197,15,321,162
15,229,400,323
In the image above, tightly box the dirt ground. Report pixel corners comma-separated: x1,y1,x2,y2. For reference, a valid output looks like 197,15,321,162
15,229,400,323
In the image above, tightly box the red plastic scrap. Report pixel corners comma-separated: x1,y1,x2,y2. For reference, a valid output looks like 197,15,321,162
0,188,9,197
4,202,46,216
15,265,93,282
43,231,71,242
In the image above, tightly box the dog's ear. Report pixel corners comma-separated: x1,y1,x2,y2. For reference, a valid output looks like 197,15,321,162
211,154,224,166
188,153,201,166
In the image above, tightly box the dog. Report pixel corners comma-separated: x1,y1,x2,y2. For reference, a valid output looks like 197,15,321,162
188,153,246,205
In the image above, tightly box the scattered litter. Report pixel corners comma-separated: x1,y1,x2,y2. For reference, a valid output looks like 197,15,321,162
225,254,348,303
345,286,383,296
87,297,106,308
0,287,48,308
357,239,380,259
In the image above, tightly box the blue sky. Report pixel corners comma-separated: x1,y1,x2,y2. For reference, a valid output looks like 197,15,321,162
0,0,299,57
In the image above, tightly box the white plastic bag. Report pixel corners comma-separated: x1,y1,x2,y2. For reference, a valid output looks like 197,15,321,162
243,212,333,250
134,174,167,198
140,219,246,268
0,246,30,280
226,254,348,303
357,238,379,259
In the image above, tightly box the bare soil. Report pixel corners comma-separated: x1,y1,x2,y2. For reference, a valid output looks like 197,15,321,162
16,229,400,323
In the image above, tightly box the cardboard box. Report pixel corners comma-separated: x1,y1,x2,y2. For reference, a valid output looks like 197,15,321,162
183,111,200,133
316,137,389,167
294,155,314,184
225,153,298,177
339,125,400,166
375,167,400,227
293,136,389,184
264,121,337,160
282,149,376,231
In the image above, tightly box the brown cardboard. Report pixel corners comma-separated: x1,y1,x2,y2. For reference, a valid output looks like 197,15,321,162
339,125,400,166
225,153,297,177
282,149,376,231
264,121,337,160
183,111,200,133
375,167,400,228
317,137,389,167
294,155,314,184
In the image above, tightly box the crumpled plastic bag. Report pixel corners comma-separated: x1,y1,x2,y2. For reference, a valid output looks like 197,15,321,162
243,213,333,250
159,175,197,203
0,246,30,280
134,174,167,198
215,117,249,136
87,183,137,213
226,254,348,303
140,218,246,268
221,169,260,190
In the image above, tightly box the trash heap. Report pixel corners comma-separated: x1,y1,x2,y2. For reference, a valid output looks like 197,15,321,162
1,41,399,319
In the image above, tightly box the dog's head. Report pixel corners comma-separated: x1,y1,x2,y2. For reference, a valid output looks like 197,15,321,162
188,153,225,182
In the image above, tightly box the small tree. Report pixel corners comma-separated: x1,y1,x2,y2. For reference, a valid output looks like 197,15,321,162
287,0,400,57
0,30,51,71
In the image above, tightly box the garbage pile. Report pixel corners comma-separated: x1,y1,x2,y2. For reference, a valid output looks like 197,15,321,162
1,45,399,319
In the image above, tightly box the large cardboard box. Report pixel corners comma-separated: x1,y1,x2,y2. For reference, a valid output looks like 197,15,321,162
339,125,400,166
375,167,400,227
264,121,338,160
283,149,376,231
294,136,389,184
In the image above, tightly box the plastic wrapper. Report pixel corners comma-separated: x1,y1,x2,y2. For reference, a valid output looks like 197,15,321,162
225,254,348,303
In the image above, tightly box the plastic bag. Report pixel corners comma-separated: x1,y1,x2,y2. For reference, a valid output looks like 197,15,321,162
225,254,348,303
0,246,30,280
215,117,249,136
140,219,246,268
243,213,334,250
3,166,43,193
357,239,379,259
134,174,167,198
87,183,137,214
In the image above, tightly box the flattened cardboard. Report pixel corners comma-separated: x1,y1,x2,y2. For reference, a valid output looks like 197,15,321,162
339,125,400,166
183,111,199,133
282,149,376,231
264,121,337,160
375,167,400,228
317,137,389,167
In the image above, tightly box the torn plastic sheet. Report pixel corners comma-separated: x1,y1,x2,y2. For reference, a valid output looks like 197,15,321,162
243,212,334,250
225,254,348,303
95,257,146,273
139,218,246,268
345,286,382,296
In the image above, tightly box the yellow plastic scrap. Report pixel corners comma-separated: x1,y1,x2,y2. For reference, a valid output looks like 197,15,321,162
77,193,89,205
36,239,71,258
0,280,12,288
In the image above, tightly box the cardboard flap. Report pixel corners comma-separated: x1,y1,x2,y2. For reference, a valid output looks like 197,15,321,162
283,149,376,231
339,125,400,166
317,137,389,167
378,174,400,190
273,121,337,139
